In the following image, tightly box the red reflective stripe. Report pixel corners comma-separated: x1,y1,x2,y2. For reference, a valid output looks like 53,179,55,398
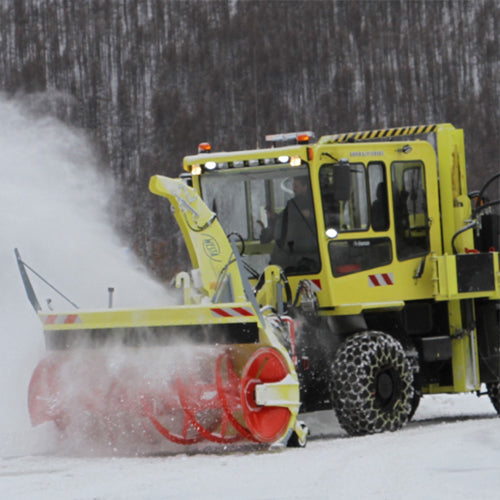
381,273,393,285
211,307,254,318
43,314,80,325
44,315,57,325
369,273,394,286
232,307,254,317
211,308,232,317
311,279,321,291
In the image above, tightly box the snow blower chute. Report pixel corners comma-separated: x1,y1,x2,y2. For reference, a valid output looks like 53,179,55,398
18,176,306,448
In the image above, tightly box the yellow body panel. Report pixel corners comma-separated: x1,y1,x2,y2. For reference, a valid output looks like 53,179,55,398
183,123,499,398
432,252,500,301
39,302,259,330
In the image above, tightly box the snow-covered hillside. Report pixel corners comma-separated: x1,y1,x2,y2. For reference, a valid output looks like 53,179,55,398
1,96,499,499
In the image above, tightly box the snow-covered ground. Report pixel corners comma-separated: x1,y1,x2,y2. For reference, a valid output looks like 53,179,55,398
1,95,500,499
2,401,499,500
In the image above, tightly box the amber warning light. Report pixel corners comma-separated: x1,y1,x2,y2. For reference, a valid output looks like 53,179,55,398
198,142,212,153
297,133,311,144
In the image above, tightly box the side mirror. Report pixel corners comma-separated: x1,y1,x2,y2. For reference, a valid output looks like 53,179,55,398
331,159,351,201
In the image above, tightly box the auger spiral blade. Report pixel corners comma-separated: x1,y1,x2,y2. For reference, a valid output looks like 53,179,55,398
28,346,298,451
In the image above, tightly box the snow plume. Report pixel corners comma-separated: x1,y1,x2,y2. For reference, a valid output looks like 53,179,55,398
0,94,176,456
33,343,237,457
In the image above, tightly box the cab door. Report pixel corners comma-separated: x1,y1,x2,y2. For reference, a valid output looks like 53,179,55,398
390,144,442,262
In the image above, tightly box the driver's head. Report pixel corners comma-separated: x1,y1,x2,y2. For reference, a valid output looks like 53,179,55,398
293,176,309,196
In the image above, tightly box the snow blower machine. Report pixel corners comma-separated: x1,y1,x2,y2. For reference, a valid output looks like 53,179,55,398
18,123,500,450
17,176,306,449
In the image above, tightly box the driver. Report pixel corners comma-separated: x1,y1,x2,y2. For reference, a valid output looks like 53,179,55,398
271,176,319,272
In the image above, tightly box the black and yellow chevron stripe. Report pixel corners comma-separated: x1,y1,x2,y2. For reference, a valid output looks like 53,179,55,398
320,124,439,144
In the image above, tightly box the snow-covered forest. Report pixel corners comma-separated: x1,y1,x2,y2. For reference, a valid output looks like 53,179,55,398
0,0,498,277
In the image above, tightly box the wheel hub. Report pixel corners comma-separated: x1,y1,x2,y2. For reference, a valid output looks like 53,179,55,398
376,368,398,409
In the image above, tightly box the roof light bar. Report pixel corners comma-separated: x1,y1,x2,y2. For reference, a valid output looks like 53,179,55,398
265,131,315,145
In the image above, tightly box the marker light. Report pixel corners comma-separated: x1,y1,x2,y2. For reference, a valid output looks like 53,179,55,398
326,228,338,239
191,164,202,175
297,133,311,144
198,142,212,153
205,161,217,170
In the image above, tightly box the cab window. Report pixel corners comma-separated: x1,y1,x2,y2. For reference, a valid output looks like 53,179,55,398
200,173,249,238
320,163,368,232
368,162,389,231
330,238,393,277
391,161,430,259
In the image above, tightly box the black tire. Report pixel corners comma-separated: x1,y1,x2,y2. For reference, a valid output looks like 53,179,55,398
487,382,500,414
406,348,422,421
286,422,309,448
408,390,421,421
331,331,414,436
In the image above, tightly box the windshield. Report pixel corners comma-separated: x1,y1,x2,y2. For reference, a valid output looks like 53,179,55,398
200,166,320,275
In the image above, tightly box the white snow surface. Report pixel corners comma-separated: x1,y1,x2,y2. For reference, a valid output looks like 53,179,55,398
1,95,500,499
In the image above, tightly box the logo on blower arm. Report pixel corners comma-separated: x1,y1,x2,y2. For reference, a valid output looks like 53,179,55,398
202,234,221,261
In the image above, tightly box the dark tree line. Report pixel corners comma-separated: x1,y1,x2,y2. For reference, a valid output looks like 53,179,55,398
1,0,498,279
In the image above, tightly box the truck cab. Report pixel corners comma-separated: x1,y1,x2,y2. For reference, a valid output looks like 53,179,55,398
184,126,447,311
183,124,500,424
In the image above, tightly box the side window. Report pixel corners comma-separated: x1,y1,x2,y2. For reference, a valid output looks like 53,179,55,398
391,161,430,260
368,163,389,231
348,165,369,230
320,163,368,232
330,238,392,277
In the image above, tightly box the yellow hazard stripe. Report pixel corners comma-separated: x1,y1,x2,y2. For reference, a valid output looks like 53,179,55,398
320,124,438,143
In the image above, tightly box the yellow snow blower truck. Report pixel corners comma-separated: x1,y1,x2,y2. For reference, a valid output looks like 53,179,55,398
18,123,500,448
